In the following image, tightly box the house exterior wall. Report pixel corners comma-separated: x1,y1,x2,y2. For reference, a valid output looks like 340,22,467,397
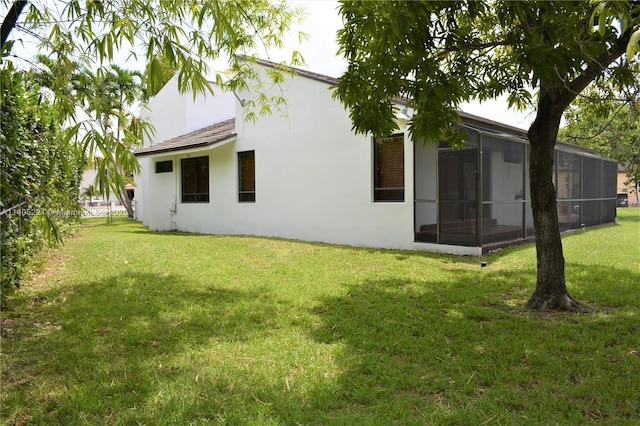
136,76,236,223
141,76,236,146
137,64,613,256
236,77,416,249
141,73,429,251
138,154,176,229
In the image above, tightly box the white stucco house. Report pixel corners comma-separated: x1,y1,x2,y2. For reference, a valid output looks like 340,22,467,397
134,58,618,255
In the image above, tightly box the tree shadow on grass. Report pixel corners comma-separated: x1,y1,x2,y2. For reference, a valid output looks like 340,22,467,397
1,271,292,424
3,261,638,424
302,263,640,424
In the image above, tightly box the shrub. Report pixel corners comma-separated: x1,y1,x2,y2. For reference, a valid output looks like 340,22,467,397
1,66,84,305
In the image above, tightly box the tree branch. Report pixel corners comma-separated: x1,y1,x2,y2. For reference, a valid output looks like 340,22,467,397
565,100,630,141
436,40,508,59
560,31,633,109
1,0,29,50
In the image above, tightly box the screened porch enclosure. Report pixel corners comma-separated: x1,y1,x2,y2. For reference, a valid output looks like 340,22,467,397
414,124,617,251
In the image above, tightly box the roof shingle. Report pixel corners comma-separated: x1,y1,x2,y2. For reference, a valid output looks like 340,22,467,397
134,118,236,157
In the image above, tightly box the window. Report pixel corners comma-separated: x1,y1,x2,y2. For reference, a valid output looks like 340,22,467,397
238,151,255,202
374,134,404,202
181,156,209,203
155,160,173,173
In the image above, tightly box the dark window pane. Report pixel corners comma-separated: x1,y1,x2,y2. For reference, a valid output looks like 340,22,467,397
239,193,255,202
238,151,255,203
181,156,209,203
374,135,404,202
182,160,196,194
196,157,209,196
374,188,404,201
155,160,173,173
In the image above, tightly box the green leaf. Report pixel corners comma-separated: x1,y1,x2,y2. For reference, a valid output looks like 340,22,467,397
627,28,640,62
597,2,608,36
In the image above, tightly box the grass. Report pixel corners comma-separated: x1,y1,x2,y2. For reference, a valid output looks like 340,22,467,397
1,209,639,425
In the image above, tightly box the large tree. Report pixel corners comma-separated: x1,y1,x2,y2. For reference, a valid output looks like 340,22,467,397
29,56,149,218
334,1,640,311
1,0,305,95
79,64,146,218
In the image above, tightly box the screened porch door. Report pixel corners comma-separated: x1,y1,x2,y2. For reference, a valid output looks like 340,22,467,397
438,148,479,246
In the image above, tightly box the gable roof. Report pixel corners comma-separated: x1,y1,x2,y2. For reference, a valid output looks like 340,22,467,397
245,57,611,160
251,57,340,86
134,118,236,157
244,56,533,133
136,58,609,162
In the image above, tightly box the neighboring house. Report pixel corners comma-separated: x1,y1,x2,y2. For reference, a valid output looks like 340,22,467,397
134,59,618,255
79,165,121,207
617,165,639,206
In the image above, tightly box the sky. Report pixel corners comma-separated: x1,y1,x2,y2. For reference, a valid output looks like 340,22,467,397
278,1,537,131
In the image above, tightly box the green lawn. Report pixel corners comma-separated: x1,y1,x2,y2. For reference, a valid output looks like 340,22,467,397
2,209,639,425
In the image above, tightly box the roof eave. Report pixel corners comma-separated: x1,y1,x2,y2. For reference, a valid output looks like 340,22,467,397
134,135,237,157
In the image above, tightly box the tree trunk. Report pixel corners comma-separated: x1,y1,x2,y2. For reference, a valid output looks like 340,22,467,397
526,93,586,312
115,186,134,218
